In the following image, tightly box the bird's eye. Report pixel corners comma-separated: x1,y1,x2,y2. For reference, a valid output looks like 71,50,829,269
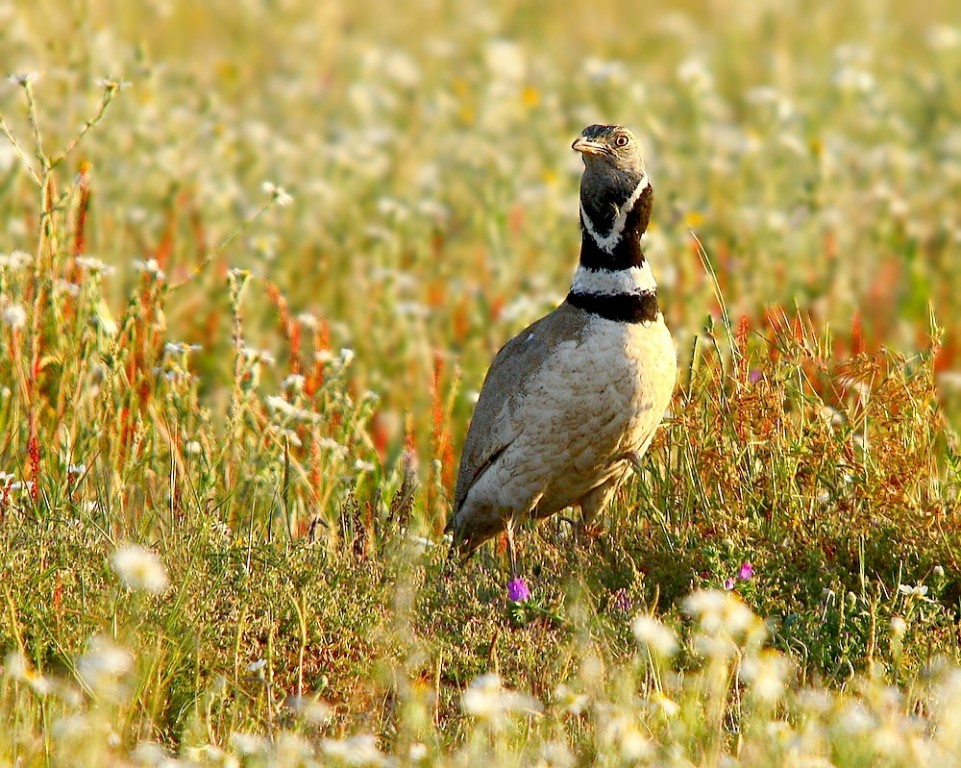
614,134,630,148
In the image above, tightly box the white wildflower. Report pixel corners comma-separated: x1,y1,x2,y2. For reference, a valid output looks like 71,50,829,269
319,734,386,767
354,459,376,473
376,197,409,220
281,374,305,392
396,301,430,319
408,742,428,762
164,341,202,356
4,651,52,694
601,711,652,761
77,636,134,692
133,258,165,280
836,701,874,735
383,50,421,88
55,280,81,298
552,683,588,715
2,303,27,330
0,250,32,269
683,589,761,638
230,732,268,755
240,346,275,365
890,616,907,638
111,544,169,594
539,740,576,767
247,659,267,673
631,615,678,657
275,427,302,447
339,347,355,366
583,56,628,84
52,714,90,741
872,724,906,760
649,692,680,717
677,57,713,91
297,312,319,330
317,437,348,458
8,71,39,86
95,77,131,90
461,673,543,723
833,66,875,94
898,584,929,599
262,181,293,207
928,25,961,51
265,394,319,423
694,634,738,661
75,256,116,275
130,741,175,766
286,694,332,724
484,39,526,82
415,198,449,220
741,651,789,703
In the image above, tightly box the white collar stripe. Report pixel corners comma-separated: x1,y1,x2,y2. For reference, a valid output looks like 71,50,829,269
570,263,658,296
579,173,650,254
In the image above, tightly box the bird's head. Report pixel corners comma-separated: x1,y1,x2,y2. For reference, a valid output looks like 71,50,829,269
572,124,651,252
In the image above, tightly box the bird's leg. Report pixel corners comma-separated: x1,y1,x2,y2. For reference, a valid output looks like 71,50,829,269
506,518,519,577
578,477,621,540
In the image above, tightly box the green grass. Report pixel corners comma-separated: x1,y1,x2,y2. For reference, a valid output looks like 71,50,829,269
2,0,961,765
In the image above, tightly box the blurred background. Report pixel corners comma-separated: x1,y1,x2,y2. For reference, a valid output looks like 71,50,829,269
2,0,960,482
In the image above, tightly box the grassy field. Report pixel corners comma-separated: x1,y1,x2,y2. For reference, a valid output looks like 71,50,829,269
2,0,961,764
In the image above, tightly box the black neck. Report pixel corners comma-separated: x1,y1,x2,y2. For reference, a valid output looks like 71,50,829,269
566,290,660,323
578,184,653,271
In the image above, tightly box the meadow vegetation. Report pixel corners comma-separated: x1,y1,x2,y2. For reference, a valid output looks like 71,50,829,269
1,0,961,764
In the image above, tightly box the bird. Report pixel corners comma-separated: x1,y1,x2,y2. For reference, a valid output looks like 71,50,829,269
447,124,677,573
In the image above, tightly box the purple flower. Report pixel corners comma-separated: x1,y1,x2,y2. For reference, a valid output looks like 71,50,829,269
748,369,763,384
507,577,531,603
613,588,632,613
724,577,736,590
738,562,754,580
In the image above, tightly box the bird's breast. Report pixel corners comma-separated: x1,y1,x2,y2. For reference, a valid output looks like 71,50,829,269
517,314,675,467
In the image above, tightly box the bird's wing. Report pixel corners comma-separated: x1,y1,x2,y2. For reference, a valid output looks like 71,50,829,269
451,303,585,518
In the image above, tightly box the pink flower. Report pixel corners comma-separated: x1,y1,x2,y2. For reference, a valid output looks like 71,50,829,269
738,562,754,580
507,578,531,602
724,577,736,590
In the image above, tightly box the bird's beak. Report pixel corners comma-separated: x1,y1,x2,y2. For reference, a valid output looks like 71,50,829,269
571,136,606,156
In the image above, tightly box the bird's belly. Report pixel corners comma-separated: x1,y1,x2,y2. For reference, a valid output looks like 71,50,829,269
518,315,676,511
